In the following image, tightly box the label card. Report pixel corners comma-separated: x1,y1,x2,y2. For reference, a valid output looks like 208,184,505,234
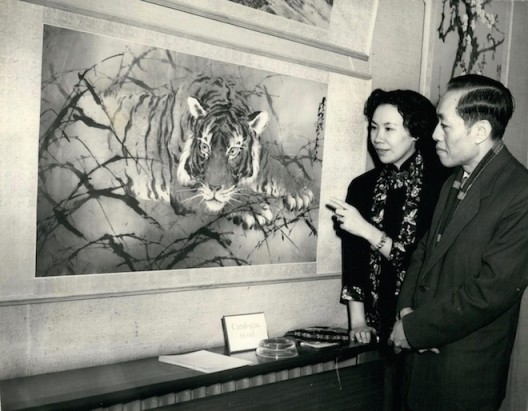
222,312,268,353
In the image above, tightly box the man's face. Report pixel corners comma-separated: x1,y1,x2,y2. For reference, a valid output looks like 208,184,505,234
433,91,480,171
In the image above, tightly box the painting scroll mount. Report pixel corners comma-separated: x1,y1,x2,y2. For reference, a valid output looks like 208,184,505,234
21,0,375,79
142,0,378,59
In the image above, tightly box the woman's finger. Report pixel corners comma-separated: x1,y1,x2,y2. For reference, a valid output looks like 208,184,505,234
328,198,348,209
334,208,345,218
354,329,373,344
354,332,363,343
326,199,340,210
359,331,365,343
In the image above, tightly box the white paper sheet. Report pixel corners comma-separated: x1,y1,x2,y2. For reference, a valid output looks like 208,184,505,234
158,350,253,373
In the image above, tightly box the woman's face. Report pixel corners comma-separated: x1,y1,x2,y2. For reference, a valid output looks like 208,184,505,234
370,104,416,169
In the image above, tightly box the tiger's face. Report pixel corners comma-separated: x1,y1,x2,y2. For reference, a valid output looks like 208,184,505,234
177,97,269,213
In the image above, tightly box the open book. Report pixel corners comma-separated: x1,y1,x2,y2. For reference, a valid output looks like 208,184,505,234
158,350,253,373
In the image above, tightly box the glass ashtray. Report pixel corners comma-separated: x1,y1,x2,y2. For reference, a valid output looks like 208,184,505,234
256,337,298,359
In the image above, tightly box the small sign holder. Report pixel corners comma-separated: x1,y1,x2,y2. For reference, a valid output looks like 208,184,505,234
222,312,268,353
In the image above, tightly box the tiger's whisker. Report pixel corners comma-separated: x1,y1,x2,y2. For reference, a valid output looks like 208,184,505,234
237,187,254,193
171,188,199,193
226,193,247,201
182,193,204,202
230,190,251,198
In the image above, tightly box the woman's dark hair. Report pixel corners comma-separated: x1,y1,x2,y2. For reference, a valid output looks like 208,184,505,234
364,89,439,168
447,74,514,140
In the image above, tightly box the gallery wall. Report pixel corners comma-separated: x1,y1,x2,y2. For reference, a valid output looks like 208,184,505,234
503,1,528,166
0,0,429,380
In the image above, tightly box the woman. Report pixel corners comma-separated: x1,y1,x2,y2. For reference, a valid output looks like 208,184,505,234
328,89,448,345
328,89,448,410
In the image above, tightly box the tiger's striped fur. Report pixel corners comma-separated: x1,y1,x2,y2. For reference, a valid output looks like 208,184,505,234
84,74,314,224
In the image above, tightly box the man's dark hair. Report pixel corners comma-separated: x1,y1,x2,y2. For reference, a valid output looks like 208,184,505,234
447,74,515,140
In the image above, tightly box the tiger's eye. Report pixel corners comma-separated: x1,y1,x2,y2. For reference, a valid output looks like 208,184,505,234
227,146,241,159
200,142,210,157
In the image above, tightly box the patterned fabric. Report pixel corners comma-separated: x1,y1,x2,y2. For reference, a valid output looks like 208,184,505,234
342,153,424,330
341,285,364,301
284,326,349,343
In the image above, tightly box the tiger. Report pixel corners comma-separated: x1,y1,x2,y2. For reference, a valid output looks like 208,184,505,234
80,74,315,229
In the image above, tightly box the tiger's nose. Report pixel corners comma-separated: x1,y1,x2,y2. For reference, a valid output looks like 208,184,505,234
209,184,222,193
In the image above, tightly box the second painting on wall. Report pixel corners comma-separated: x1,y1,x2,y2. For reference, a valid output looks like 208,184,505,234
142,0,378,57
225,0,334,29
431,0,512,101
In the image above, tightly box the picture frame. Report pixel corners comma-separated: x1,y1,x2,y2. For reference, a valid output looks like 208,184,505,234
142,0,379,58
1,0,371,304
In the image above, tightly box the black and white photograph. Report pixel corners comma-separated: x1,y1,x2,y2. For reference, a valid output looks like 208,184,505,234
0,1,527,410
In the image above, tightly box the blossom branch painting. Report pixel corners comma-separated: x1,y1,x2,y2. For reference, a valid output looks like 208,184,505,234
430,0,512,101
438,0,506,79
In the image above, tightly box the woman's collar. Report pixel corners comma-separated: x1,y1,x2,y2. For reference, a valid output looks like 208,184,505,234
385,150,419,173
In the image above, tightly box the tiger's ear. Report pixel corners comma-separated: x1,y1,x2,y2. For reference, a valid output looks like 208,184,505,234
187,97,207,119
248,111,269,136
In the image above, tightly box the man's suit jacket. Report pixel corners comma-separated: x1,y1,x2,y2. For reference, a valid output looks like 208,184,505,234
396,146,528,411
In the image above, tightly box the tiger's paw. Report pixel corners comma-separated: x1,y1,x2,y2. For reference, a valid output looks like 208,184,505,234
170,194,196,216
228,203,274,230
283,187,314,212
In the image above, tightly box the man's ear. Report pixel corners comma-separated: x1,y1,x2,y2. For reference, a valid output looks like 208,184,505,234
472,120,492,145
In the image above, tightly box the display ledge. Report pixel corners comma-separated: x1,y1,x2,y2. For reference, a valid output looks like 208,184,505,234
156,360,385,411
0,342,379,411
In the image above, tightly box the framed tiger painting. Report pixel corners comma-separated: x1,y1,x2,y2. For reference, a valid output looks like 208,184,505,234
36,24,327,276
1,1,371,301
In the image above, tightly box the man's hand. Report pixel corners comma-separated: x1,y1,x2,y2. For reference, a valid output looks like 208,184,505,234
398,307,413,319
391,308,440,354
389,319,411,353
418,347,440,354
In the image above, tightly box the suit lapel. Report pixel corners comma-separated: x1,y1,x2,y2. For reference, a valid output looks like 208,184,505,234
420,185,481,276
418,147,510,279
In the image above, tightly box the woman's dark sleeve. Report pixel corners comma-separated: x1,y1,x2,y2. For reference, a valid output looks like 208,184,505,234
340,178,370,304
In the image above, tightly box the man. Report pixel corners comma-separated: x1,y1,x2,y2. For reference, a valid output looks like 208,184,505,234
390,74,528,411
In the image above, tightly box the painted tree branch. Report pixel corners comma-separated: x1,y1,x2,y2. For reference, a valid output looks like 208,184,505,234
438,0,505,78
